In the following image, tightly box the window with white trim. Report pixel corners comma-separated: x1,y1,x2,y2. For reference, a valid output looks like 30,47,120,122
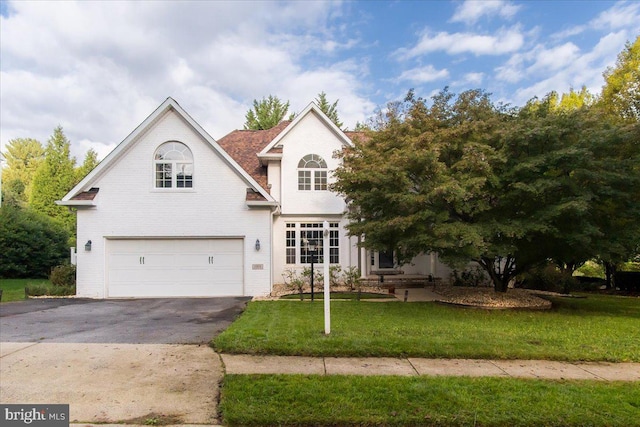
154,141,193,188
285,222,339,264
285,223,296,264
298,154,327,191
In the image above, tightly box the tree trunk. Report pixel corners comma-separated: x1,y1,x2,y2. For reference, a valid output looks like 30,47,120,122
477,256,515,293
604,262,616,290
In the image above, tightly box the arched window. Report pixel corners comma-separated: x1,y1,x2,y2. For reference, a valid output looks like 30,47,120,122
154,141,193,188
297,154,327,191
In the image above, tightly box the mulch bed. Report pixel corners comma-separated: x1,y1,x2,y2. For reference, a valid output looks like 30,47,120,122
434,285,553,309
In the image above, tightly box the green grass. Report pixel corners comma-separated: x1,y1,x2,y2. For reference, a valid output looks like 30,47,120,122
280,292,395,300
213,295,640,362
0,278,50,303
220,374,640,426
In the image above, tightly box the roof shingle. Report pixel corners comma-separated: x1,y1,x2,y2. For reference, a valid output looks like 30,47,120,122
217,121,291,192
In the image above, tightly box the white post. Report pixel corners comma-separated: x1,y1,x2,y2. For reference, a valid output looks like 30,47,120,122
323,220,330,335
70,247,77,265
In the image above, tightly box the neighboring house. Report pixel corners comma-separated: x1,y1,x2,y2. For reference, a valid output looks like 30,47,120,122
59,97,452,298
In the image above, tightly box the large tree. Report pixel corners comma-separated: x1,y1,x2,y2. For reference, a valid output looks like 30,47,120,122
601,36,640,122
29,126,77,237
1,138,45,205
244,95,293,130
334,89,515,291
333,88,640,292
315,91,343,128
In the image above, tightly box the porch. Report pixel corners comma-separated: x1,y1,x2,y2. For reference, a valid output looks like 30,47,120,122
362,272,443,291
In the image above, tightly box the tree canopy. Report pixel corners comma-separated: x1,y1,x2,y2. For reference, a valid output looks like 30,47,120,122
1,138,45,206
29,126,77,237
333,88,640,292
244,95,293,130
601,36,640,121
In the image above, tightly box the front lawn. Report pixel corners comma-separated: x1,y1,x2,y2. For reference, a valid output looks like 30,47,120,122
220,374,640,426
0,278,50,303
213,294,640,362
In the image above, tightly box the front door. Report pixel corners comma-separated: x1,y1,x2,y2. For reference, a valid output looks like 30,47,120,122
376,250,395,269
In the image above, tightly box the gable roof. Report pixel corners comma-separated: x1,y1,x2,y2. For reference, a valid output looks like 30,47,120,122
258,102,354,157
58,97,276,206
217,103,360,189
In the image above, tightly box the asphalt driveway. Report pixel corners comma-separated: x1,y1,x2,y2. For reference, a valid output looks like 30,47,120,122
0,297,249,425
0,297,249,343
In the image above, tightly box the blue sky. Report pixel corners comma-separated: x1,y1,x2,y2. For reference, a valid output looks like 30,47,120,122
1,1,638,161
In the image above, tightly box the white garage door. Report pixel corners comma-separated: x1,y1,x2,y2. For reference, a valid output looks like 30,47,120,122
107,239,244,297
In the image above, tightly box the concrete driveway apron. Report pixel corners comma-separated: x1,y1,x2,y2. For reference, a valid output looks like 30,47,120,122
0,297,249,425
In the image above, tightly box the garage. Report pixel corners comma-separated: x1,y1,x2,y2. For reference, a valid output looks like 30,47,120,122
106,238,244,297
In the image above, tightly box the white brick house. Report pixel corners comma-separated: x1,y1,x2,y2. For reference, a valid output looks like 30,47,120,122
59,98,451,298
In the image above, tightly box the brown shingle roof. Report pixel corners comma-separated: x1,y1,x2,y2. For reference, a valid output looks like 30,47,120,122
70,187,99,201
217,121,291,192
217,121,360,202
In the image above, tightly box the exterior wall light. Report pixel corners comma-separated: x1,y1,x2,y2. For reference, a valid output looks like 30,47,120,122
255,239,261,251
85,240,92,251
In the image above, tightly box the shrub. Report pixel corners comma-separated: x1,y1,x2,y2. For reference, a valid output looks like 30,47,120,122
574,276,606,291
302,267,324,290
329,265,342,289
342,266,362,291
0,205,69,278
450,265,491,287
50,264,76,287
25,282,75,297
575,260,605,279
615,271,640,293
520,264,577,293
282,269,306,295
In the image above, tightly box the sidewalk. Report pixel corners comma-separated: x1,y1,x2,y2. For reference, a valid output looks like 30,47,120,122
220,354,640,381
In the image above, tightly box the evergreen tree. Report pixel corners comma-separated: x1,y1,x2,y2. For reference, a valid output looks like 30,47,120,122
76,148,99,181
29,126,77,237
315,91,343,128
244,95,293,130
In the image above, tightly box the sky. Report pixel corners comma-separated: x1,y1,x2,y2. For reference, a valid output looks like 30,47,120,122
1,0,638,162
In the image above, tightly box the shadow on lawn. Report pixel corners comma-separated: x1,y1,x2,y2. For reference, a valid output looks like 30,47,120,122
546,294,640,317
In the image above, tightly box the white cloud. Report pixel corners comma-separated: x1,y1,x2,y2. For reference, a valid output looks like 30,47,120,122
0,0,371,160
528,42,581,73
396,26,524,59
590,1,640,31
397,65,449,84
450,0,521,25
455,72,485,87
552,1,640,41
507,31,630,106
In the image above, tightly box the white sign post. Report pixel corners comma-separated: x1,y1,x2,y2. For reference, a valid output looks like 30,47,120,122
323,220,331,334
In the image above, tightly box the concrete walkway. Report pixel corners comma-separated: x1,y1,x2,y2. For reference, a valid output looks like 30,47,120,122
220,354,640,381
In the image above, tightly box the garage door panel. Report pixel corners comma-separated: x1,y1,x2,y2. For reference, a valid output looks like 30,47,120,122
213,253,243,268
107,239,244,297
